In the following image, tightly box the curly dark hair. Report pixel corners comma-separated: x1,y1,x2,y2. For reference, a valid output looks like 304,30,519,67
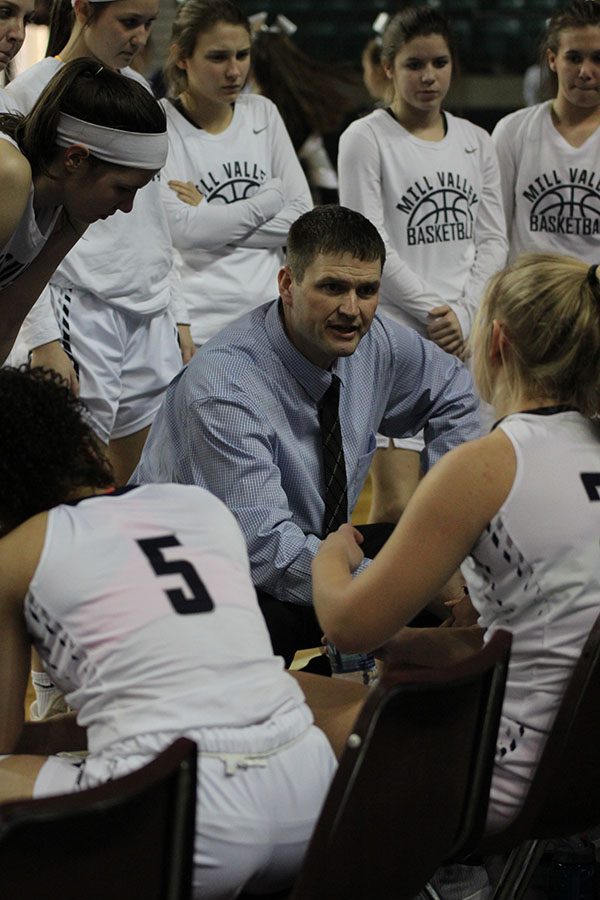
0,367,114,534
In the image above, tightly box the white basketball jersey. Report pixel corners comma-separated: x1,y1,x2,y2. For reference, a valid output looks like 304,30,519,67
24,484,306,753
463,410,600,817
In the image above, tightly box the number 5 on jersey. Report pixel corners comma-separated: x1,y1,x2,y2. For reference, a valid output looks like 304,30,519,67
137,535,215,614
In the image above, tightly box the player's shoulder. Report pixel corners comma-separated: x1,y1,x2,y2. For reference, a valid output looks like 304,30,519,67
235,92,280,130
237,92,275,114
119,65,152,91
492,102,547,143
0,136,30,180
5,58,60,110
445,111,493,147
161,96,194,140
342,107,389,141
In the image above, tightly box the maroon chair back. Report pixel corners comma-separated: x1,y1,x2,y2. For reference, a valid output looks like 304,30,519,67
289,630,512,900
0,737,197,900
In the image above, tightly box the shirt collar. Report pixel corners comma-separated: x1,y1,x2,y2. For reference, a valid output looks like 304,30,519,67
264,300,345,402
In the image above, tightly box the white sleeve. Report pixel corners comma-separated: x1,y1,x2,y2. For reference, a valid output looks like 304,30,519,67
20,286,60,349
166,256,189,325
237,107,313,249
453,133,508,336
338,124,444,324
492,114,518,238
161,170,285,253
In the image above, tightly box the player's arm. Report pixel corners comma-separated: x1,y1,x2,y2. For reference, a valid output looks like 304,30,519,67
0,515,87,755
160,159,284,253
0,216,85,364
0,139,31,249
313,430,515,651
455,133,508,337
491,115,518,236
0,517,47,754
235,105,313,249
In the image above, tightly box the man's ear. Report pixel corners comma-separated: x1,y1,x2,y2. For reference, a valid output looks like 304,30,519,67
63,145,90,173
278,266,294,306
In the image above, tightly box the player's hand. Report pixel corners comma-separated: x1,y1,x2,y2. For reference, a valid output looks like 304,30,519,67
30,341,79,396
176,324,196,365
440,593,479,628
320,523,365,573
168,180,203,207
427,306,464,356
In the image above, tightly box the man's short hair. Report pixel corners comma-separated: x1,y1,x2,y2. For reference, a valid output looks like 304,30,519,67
286,206,386,282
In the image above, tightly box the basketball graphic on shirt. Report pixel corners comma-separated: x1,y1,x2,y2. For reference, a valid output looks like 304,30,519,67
402,179,476,246
531,183,600,220
408,188,473,228
208,178,260,204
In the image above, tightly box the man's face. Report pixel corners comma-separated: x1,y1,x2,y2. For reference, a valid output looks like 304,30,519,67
278,253,381,369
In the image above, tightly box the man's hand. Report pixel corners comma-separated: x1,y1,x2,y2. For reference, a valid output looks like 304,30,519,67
427,305,464,357
320,523,365,573
168,180,203,207
30,341,79,396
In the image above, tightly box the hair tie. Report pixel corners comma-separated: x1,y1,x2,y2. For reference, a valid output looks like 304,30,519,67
586,264,598,289
372,12,389,44
249,11,268,31
251,12,297,36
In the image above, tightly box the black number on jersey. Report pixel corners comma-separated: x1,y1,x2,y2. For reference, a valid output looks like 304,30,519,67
581,473,600,502
137,535,215,614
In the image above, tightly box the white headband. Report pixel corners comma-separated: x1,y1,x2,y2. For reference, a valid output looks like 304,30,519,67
55,113,168,170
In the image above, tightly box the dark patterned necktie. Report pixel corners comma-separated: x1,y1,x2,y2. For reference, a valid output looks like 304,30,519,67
319,374,348,536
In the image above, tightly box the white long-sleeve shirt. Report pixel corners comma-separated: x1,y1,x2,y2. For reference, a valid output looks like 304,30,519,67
492,101,600,263
161,94,312,344
339,108,508,338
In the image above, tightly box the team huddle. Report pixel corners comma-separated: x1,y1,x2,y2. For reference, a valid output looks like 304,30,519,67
0,0,599,898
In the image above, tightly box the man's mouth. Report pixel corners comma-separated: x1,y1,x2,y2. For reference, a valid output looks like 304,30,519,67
328,323,359,335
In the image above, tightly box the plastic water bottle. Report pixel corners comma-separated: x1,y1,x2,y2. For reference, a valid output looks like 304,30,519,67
326,642,378,685
548,846,597,900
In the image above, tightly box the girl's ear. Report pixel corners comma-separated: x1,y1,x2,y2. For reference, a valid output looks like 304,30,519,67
490,319,509,365
72,0,92,21
546,46,557,73
63,145,91,172
173,43,188,72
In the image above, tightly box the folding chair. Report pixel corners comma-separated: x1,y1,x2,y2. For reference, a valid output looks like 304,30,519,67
285,628,512,900
479,611,600,900
0,736,197,900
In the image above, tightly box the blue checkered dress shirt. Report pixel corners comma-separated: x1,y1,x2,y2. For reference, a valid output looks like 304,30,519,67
133,300,480,605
